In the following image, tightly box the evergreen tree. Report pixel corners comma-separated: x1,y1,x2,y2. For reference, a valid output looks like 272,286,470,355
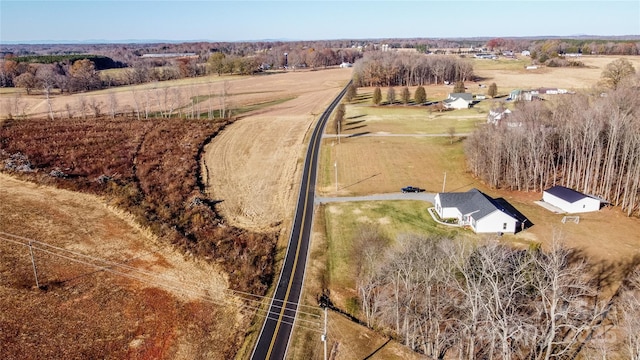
414,86,427,104
345,84,357,102
401,87,411,105
373,87,382,105
488,82,498,98
386,86,396,105
453,81,465,93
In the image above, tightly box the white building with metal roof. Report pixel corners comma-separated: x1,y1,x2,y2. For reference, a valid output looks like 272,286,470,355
542,186,601,213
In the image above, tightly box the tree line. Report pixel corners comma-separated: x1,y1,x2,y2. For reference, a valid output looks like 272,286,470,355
353,228,640,359
352,51,473,87
465,82,640,216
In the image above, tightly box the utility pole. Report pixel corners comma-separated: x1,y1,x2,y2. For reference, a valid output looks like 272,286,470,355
322,307,328,360
334,161,338,193
442,171,447,193
28,241,40,288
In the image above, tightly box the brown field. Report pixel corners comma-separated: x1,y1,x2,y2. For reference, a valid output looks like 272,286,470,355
202,68,353,232
0,69,346,120
473,54,640,92
0,174,244,359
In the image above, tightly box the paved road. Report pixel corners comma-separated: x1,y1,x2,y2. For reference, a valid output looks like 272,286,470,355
316,192,436,204
250,82,351,360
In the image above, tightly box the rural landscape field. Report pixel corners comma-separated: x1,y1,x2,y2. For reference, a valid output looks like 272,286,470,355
2,25,640,360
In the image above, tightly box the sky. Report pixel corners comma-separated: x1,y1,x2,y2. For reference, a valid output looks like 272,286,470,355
1,0,639,43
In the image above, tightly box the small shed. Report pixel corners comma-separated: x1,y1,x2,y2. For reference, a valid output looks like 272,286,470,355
542,186,601,213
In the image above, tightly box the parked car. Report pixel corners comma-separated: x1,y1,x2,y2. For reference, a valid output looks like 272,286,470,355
401,186,424,193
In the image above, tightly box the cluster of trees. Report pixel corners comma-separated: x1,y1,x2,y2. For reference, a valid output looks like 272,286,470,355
353,228,640,359
4,58,102,93
352,51,473,87
369,85,428,106
465,77,640,216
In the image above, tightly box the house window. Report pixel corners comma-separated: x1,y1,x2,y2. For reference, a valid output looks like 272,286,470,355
503,223,507,230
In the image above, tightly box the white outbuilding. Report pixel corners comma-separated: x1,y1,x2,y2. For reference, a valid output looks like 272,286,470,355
542,186,601,213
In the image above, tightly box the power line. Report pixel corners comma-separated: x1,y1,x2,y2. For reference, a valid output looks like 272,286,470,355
0,231,321,312
2,235,322,330
0,231,324,330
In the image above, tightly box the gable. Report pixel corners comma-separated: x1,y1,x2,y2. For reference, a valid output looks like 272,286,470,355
438,189,517,221
448,92,473,101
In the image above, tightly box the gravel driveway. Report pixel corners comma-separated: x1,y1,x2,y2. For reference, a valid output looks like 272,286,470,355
316,192,436,204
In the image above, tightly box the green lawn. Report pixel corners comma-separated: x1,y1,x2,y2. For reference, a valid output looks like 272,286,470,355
323,200,473,290
337,102,487,135
470,57,531,71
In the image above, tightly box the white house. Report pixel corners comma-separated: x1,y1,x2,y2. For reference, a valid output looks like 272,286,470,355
542,186,602,213
443,93,473,109
434,189,520,234
487,108,512,125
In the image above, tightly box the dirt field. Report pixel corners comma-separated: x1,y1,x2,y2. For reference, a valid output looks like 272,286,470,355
0,174,246,359
201,68,353,232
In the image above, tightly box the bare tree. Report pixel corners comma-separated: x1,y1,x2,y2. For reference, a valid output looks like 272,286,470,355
447,127,456,144
77,96,88,119
618,267,640,360
528,237,607,360
601,58,636,89
88,98,102,117
65,103,73,119
107,92,118,119
131,88,141,120
14,72,37,95
333,103,345,135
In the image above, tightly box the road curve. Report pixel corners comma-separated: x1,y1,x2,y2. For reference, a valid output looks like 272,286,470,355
250,81,351,360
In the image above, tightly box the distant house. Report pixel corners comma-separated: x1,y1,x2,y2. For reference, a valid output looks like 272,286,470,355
339,62,353,68
443,93,473,109
434,189,520,234
509,89,538,101
542,186,602,213
487,108,512,125
521,50,531,56
475,53,498,59
537,87,569,95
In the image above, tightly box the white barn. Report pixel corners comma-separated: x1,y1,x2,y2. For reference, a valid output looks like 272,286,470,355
434,189,520,234
542,186,601,213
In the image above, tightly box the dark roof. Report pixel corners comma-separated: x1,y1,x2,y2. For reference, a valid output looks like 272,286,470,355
544,185,590,203
438,188,517,220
